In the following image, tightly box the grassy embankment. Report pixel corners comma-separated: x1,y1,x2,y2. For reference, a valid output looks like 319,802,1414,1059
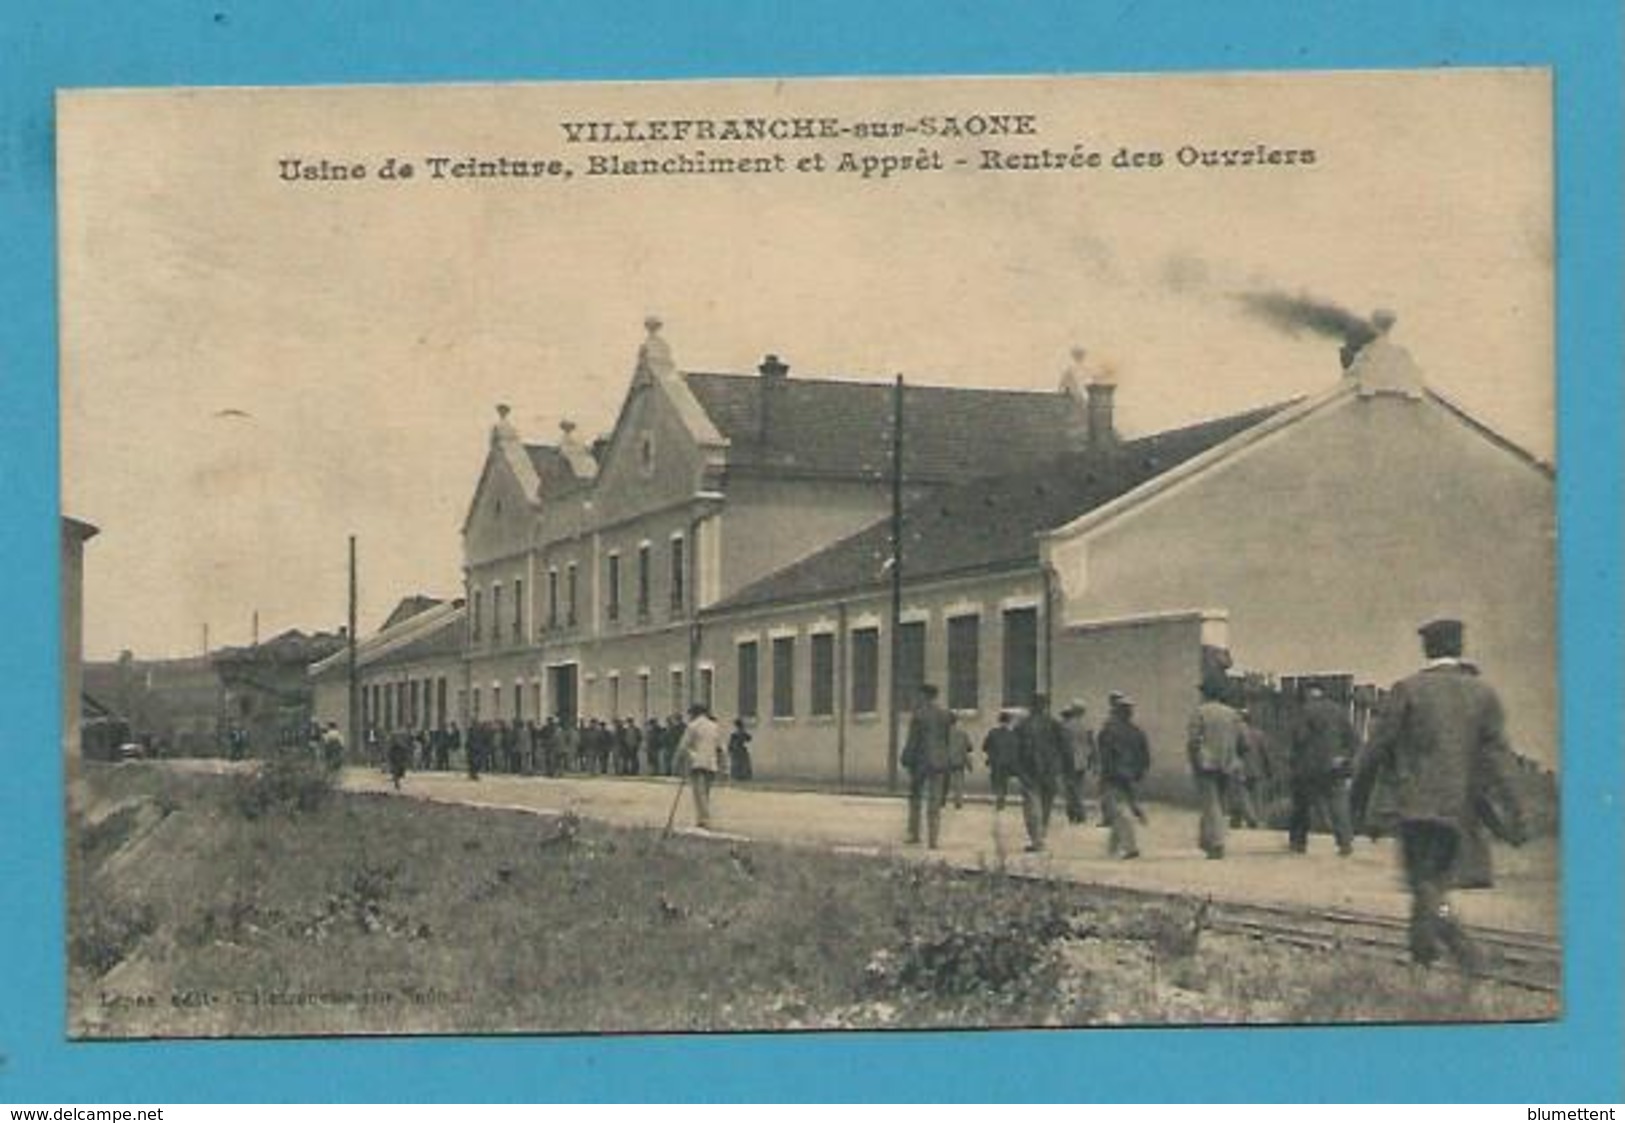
68,760,1555,1037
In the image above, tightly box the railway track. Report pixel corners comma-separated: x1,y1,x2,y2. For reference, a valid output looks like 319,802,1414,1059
1203,898,1561,994
973,867,1562,996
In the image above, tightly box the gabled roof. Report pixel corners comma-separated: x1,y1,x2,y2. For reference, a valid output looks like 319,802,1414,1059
706,401,1293,614
1042,341,1554,547
683,372,1087,482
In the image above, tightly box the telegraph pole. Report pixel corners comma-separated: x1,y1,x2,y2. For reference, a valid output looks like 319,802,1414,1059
347,535,359,764
886,374,904,792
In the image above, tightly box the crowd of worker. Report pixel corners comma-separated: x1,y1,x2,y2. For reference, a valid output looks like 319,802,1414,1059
897,616,1529,971
304,616,1525,971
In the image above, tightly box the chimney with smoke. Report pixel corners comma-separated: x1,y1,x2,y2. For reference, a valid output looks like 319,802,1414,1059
1233,290,1387,373
758,352,789,444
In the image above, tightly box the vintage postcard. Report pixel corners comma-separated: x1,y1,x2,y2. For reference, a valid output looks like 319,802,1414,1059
58,69,1557,1038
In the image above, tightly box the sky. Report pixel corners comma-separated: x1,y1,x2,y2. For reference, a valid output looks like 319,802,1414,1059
58,70,1554,659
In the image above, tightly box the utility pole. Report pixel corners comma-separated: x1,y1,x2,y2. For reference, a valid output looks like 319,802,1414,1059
886,374,904,792
347,535,359,764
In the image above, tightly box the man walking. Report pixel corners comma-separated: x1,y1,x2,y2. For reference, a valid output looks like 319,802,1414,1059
1015,693,1067,853
945,714,973,810
1229,708,1272,829
982,711,1019,811
1366,619,1523,970
1097,692,1150,859
902,683,954,849
1187,682,1242,858
1059,700,1096,824
675,703,723,829
1289,684,1356,856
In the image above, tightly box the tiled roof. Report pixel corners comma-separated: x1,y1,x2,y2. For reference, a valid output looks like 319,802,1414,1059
381,595,445,631
310,601,467,679
706,401,1295,613
213,629,346,667
367,612,466,669
682,372,1088,482
524,444,588,494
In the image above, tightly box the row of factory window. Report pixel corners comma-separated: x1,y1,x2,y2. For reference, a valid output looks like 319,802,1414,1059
364,607,1039,731
468,535,686,646
735,606,1040,721
362,675,451,732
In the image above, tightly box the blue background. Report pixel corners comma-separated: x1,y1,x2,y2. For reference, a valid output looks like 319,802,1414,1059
2,0,1619,1103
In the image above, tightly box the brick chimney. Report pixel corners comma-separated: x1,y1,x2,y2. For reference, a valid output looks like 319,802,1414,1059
1085,374,1117,448
758,353,789,444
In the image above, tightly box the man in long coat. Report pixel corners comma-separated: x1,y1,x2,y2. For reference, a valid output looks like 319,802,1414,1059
1367,619,1523,969
1289,684,1356,855
1097,692,1150,859
1016,692,1067,852
902,684,954,849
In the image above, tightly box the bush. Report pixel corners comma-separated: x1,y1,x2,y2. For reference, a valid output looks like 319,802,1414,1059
866,865,1077,999
71,896,157,977
233,749,335,819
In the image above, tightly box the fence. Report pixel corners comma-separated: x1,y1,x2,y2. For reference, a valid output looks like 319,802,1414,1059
1223,667,1557,838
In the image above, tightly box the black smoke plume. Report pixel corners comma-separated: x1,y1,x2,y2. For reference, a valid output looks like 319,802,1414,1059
1233,291,1378,368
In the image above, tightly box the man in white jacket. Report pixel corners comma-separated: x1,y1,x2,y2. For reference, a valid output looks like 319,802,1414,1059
677,703,724,829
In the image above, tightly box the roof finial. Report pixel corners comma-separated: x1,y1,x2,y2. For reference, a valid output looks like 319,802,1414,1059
638,314,674,376
491,402,519,448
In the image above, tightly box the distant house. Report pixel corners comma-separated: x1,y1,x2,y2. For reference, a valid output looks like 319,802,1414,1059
82,652,222,757
212,628,345,748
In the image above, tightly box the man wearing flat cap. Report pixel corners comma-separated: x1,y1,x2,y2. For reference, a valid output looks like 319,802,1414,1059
1288,683,1356,856
1366,618,1524,970
1097,692,1151,859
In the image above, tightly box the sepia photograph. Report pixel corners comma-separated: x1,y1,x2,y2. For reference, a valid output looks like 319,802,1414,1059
58,68,1558,1039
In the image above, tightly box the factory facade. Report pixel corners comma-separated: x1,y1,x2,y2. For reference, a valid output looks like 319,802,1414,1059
318,320,1558,795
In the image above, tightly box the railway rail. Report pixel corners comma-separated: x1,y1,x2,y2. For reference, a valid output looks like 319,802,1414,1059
1203,898,1561,994
980,868,1561,996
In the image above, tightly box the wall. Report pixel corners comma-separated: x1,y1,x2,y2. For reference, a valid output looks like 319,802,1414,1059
699,568,1046,786
61,522,89,764
1049,611,1217,801
1048,391,1558,766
